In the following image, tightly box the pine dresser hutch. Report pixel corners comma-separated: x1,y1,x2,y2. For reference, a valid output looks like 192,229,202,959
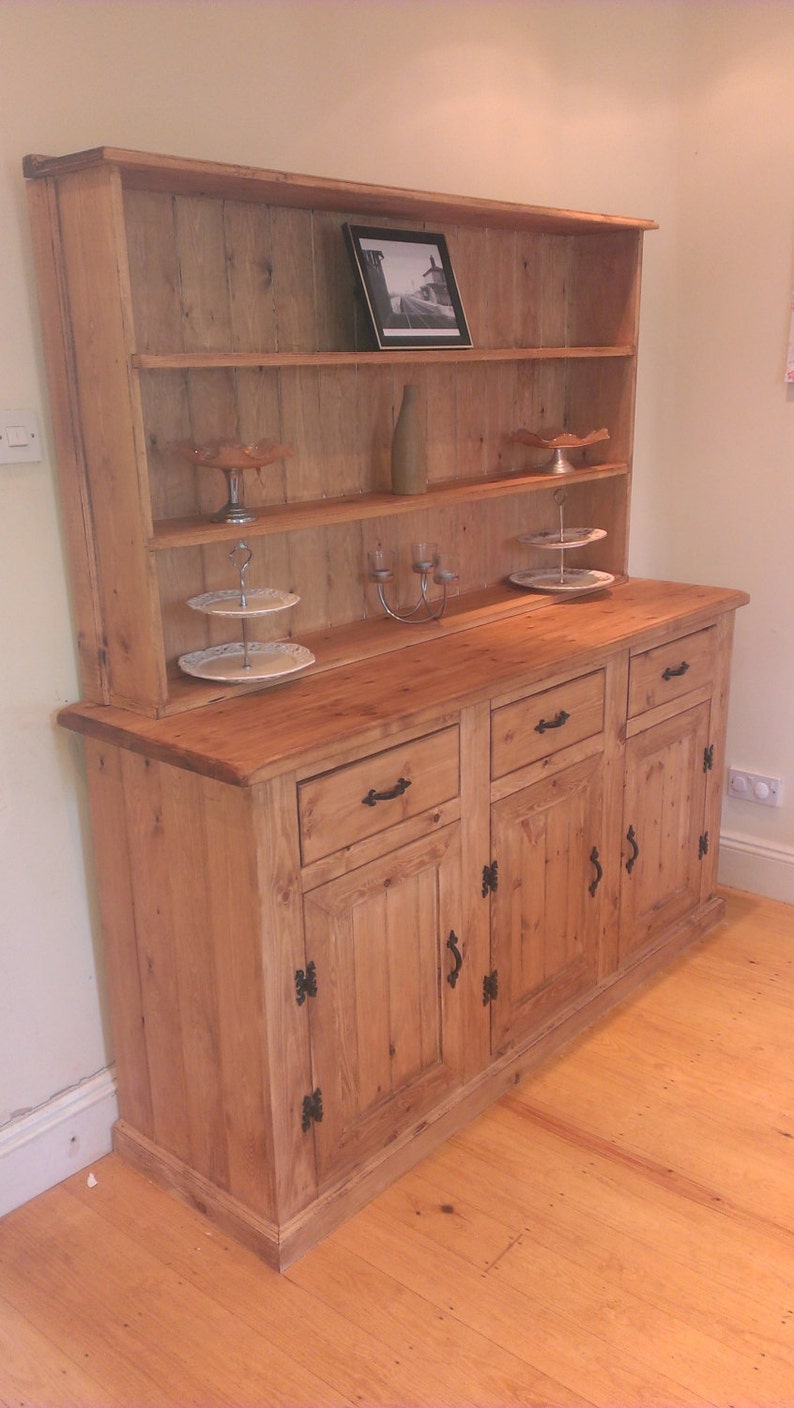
24,146,748,1269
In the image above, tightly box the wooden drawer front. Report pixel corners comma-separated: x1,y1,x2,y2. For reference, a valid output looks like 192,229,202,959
491,671,605,780
628,626,717,718
298,727,460,866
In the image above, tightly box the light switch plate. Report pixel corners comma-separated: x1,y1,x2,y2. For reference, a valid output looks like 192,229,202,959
0,409,43,463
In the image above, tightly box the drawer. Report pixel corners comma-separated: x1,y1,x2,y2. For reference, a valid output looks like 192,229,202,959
628,626,717,718
298,726,460,866
491,670,605,780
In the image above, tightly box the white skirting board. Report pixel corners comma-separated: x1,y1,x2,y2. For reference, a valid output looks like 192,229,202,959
0,1067,118,1219
718,831,794,906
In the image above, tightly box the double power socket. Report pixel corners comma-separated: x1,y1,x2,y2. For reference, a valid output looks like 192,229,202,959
728,769,783,808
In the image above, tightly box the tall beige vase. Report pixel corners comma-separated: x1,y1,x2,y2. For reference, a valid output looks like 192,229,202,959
391,385,426,495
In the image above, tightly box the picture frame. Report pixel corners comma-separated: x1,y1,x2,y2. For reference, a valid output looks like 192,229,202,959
343,223,472,350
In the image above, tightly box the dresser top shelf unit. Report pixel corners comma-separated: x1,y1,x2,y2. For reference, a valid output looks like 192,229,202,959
25,145,654,717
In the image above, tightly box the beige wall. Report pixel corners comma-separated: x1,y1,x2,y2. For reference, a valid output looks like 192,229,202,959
0,1,791,1152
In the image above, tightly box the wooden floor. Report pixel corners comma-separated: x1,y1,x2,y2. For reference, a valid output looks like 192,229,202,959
2,888,793,1407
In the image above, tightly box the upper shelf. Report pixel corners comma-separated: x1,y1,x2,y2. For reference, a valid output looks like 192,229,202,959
23,146,657,236
133,345,636,371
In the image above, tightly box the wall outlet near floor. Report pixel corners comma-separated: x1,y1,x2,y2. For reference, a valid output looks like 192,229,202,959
728,768,783,807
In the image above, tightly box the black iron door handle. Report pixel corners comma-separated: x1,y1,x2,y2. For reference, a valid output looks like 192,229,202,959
589,846,603,897
361,777,412,807
446,931,463,988
662,661,690,680
625,824,639,874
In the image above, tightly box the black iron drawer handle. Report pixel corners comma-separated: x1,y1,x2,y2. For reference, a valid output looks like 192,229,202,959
662,661,690,680
625,824,639,874
361,776,412,807
446,930,463,988
535,709,570,735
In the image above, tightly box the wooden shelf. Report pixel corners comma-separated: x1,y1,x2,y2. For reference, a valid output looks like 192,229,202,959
133,346,635,371
59,580,747,755
150,463,630,550
160,581,556,715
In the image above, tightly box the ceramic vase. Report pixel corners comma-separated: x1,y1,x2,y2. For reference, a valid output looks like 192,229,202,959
391,385,426,495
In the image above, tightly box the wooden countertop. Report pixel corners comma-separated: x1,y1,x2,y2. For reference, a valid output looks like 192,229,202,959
57,579,748,787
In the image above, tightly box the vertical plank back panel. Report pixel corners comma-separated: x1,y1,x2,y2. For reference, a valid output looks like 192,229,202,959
484,228,518,349
139,371,195,520
223,199,277,351
539,236,571,347
319,366,365,498
271,207,318,352
569,230,642,346
445,225,485,348
174,195,233,353
357,363,394,494
124,189,182,352
313,210,357,353
567,358,635,465
233,368,288,509
515,233,545,347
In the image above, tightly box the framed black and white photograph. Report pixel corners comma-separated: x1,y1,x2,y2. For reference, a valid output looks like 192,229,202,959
343,224,472,350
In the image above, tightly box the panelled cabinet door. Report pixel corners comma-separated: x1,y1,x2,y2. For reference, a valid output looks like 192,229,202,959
489,753,605,1056
301,823,470,1189
619,701,710,965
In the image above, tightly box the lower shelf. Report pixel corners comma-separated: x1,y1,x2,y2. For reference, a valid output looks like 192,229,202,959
162,576,629,716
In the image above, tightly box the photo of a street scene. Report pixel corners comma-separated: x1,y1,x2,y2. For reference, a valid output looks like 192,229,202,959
360,237,456,329
346,225,471,346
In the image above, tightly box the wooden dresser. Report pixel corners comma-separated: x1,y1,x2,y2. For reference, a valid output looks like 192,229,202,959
24,146,748,1267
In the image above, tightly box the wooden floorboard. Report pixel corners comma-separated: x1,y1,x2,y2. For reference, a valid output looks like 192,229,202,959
1,887,792,1406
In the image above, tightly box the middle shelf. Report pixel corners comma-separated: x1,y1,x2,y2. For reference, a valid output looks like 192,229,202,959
151,462,630,549
133,345,636,371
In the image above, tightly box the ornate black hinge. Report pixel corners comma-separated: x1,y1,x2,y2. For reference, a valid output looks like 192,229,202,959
482,861,499,897
704,744,715,772
699,831,710,859
295,961,318,1005
301,1088,323,1132
482,970,499,1005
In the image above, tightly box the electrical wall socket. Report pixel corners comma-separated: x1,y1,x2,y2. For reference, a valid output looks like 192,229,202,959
728,768,783,807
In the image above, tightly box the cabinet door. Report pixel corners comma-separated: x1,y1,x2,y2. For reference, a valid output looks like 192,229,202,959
489,753,605,1056
619,702,710,965
302,823,471,1188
